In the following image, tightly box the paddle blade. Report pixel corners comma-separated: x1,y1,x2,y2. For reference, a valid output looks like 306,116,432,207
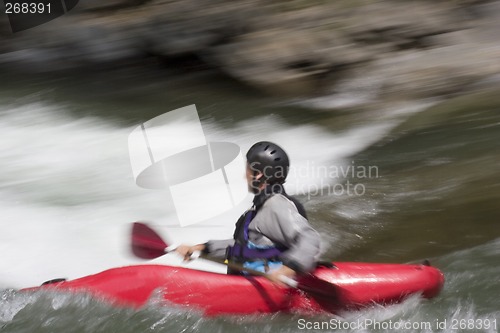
296,274,341,307
131,222,169,259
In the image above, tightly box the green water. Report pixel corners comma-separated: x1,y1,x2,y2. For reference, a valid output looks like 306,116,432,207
333,90,500,263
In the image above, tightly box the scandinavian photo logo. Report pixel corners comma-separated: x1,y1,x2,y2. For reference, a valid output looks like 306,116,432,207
287,160,380,199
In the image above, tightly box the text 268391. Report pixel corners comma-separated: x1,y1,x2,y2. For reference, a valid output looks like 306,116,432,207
5,2,51,14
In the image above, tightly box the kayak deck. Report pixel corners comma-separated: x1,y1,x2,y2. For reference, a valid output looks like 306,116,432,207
26,262,444,316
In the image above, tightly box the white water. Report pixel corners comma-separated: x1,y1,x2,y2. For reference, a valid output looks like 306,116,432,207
0,100,406,288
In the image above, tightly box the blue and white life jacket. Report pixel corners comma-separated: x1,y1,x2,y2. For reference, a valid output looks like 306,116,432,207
226,184,307,273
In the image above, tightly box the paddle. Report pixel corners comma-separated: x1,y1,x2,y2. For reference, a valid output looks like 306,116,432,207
131,222,339,300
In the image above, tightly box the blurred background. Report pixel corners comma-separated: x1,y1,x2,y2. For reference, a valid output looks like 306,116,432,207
0,1,499,332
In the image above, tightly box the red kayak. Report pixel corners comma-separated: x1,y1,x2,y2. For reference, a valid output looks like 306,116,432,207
25,262,444,316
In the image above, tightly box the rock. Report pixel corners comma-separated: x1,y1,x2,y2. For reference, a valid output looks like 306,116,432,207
1,0,500,104
72,0,146,12
0,0,250,71
207,0,498,97
139,0,251,57
376,43,500,99
210,28,375,96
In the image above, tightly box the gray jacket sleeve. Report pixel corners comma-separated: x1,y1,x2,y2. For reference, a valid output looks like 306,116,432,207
204,239,234,259
253,194,321,273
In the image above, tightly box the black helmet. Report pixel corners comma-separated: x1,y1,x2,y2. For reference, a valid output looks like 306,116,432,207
246,141,289,184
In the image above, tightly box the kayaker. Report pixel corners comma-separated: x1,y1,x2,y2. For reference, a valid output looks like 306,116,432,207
175,141,321,285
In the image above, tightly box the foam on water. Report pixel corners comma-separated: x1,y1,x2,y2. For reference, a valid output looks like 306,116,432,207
0,101,408,288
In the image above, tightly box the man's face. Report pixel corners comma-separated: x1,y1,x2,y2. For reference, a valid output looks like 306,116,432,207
246,163,263,193
245,163,253,193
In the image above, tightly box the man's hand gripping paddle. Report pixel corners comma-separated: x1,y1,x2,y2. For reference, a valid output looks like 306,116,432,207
131,222,339,301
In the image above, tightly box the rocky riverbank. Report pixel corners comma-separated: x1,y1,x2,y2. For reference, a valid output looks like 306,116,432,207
1,0,500,108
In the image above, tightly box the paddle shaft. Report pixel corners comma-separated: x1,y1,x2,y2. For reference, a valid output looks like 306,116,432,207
165,246,298,287
131,222,337,297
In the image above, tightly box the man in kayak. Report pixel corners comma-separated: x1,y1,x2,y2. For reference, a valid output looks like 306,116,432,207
176,141,321,285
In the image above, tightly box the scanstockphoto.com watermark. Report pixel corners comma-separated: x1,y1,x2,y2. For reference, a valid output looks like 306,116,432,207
297,318,498,331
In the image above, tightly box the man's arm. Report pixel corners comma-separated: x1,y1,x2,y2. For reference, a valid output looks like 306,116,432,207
204,239,235,258
175,239,235,260
255,195,321,273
